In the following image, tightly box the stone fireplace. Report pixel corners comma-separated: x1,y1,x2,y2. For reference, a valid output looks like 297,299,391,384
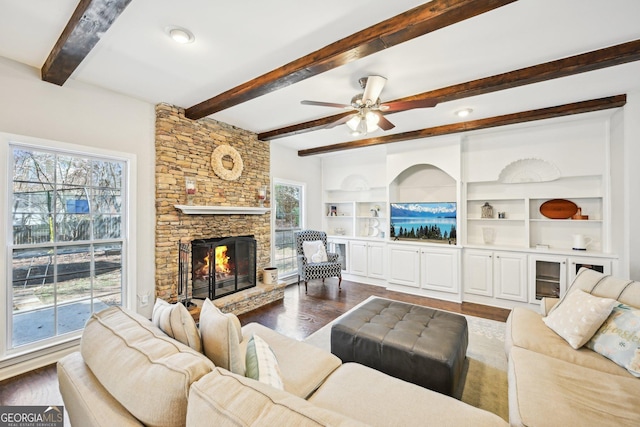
154,103,275,313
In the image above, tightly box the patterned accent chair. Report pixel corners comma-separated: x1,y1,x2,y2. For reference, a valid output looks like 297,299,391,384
295,230,342,293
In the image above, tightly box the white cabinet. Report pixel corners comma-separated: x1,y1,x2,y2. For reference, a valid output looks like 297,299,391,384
348,240,386,279
463,250,528,303
388,245,420,287
529,254,567,301
349,241,368,276
463,250,493,297
420,247,459,294
494,252,528,302
388,244,460,296
567,257,611,284
367,242,386,279
529,254,613,302
327,238,349,273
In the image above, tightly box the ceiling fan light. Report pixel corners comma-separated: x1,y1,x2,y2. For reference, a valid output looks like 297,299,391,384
356,117,368,135
346,115,361,131
365,111,379,132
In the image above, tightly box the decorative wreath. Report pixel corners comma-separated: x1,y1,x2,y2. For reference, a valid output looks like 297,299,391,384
211,145,243,181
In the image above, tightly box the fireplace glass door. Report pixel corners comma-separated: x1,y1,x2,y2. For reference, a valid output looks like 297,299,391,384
191,236,256,300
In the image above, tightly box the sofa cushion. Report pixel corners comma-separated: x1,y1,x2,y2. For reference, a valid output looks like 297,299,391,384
242,322,341,398
506,306,633,377
152,299,202,352
542,289,617,349
508,346,640,427
309,363,508,427
245,334,284,390
186,368,366,427
199,298,246,375
586,303,640,377
80,306,215,427
58,352,144,427
549,268,640,316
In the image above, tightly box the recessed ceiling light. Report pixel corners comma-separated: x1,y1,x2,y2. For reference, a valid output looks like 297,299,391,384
166,26,195,44
455,108,473,118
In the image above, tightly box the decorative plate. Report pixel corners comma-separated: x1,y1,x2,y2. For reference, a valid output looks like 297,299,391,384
540,199,578,219
498,158,560,183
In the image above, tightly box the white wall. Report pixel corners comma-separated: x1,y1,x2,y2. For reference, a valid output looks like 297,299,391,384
0,57,156,375
624,91,640,280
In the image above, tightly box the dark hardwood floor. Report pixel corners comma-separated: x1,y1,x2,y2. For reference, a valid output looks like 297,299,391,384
0,279,510,419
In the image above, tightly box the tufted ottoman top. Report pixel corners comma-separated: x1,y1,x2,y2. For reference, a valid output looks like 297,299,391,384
331,297,468,396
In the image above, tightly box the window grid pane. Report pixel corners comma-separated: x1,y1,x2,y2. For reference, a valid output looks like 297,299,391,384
10,146,126,349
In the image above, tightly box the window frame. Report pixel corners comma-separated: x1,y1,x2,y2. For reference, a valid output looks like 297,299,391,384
271,178,305,280
1,134,135,362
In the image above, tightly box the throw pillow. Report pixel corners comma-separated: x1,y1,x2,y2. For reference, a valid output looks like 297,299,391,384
245,334,284,390
199,298,246,375
152,299,202,352
302,240,328,263
542,289,617,349
586,303,640,377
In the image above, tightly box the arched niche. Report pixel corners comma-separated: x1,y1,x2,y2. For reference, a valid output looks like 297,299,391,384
389,164,457,203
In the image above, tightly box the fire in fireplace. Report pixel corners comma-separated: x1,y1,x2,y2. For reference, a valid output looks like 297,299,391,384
179,236,257,301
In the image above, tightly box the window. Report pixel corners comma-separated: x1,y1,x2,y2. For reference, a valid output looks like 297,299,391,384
272,180,304,278
8,144,127,350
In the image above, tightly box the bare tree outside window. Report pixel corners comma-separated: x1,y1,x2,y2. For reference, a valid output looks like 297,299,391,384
10,146,126,348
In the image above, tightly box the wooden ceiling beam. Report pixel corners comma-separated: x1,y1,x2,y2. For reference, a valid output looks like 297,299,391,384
41,0,132,86
261,39,640,141
297,95,627,156
185,0,517,120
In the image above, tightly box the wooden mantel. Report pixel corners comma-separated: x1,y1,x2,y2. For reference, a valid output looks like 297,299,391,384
174,205,270,215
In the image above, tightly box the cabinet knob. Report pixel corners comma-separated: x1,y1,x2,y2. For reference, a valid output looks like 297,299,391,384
496,255,500,259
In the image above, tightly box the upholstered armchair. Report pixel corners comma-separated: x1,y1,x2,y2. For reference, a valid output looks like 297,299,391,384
295,230,342,293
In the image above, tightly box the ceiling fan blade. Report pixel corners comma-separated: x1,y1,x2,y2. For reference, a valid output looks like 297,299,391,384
301,100,353,109
374,112,395,131
324,112,357,129
361,75,387,106
379,98,438,112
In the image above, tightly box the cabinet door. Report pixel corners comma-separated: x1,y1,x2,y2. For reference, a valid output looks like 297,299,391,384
494,252,528,302
327,239,348,273
367,243,386,279
529,255,567,301
464,250,493,297
421,249,459,294
348,241,368,276
568,257,612,284
388,245,420,287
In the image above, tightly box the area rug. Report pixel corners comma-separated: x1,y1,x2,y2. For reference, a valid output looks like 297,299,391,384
303,296,509,421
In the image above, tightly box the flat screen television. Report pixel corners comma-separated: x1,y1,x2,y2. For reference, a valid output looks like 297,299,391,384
390,202,457,244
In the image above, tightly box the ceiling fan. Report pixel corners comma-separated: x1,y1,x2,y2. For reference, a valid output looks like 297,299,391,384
301,75,438,136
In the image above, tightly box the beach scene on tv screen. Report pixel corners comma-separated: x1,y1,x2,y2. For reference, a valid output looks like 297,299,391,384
390,202,457,244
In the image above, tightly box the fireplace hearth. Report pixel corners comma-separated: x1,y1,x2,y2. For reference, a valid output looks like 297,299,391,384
179,236,257,301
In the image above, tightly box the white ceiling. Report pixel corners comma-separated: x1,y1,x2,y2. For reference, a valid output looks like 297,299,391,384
1,0,639,154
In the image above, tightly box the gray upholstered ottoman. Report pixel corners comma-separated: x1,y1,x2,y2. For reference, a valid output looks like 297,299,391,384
330,298,468,397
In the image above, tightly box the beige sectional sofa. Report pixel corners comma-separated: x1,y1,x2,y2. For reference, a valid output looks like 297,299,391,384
505,268,640,427
58,302,507,426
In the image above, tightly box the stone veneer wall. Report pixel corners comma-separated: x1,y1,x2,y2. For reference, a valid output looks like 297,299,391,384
155,103,270,301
